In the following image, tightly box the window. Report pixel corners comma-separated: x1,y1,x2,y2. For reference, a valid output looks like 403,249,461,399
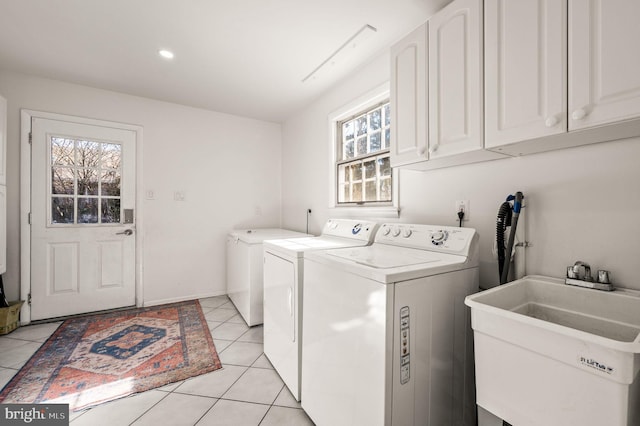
50,136,122,225
336,101,392,205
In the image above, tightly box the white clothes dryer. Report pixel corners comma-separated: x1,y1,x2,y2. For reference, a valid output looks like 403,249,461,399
301,223,479,426
226,228,308,326
263,219,378,401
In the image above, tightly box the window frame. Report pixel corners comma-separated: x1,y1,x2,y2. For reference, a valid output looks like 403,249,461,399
328,83,399,218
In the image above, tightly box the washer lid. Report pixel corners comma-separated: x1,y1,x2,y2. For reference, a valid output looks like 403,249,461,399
328,245,440,268
229,228,309,244
264,235,370,258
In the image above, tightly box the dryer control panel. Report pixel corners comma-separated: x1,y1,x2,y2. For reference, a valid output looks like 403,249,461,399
375,223,477,257
321,219,379,242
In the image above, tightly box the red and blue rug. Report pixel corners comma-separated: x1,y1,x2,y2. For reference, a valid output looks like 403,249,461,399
0,300,221,411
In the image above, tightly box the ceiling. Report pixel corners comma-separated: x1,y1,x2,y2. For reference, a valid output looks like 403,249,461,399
0,0,450,122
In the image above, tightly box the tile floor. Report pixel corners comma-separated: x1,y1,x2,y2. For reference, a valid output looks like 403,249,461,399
0,296,315,426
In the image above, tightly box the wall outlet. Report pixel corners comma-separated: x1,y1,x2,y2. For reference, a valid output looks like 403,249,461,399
174,191,186,201
455,200,469,221
146,190,155,200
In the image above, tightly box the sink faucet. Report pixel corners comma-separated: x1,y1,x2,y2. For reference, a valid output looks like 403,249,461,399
565,261,613,291
571,261,592,282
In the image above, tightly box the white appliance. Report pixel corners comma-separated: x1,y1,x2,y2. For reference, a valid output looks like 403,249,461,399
301,223,479,426
226,228,308,326
263,219,379,401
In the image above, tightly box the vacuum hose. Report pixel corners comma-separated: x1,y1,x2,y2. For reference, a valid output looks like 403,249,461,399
497,192,524,285
496,202,512,283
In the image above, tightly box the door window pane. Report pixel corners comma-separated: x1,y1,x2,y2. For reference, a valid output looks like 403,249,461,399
51,138,75,165
101,143,121,169
77,169,99,195
52,197,75,224
52,167,74,195
102,199,121,223
78,198,99,224
77,141,100,168
101,170,121,196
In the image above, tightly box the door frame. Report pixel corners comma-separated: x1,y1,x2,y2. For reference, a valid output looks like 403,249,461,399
20,110,144,324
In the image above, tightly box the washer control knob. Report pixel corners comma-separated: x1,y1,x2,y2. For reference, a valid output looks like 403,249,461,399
391,227,402,237
381,226,391,236
430,230,448,245
402,228,412,238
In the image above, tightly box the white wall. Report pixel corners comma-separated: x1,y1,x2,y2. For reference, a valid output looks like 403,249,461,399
0,71,284,305
281,52,640,291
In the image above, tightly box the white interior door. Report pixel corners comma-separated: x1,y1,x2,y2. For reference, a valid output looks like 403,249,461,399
30,117,136,320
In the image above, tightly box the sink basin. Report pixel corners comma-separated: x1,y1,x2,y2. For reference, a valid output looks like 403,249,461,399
465,275,640,426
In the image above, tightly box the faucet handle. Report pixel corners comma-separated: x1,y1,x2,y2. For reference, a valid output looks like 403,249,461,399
597,270,611,284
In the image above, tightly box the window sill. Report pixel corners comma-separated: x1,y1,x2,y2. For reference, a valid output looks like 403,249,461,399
328,206,400,219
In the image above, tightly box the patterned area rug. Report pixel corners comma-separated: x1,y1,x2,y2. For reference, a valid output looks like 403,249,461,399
0,300,221,411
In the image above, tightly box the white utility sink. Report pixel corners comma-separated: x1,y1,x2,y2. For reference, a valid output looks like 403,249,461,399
465,275,640,426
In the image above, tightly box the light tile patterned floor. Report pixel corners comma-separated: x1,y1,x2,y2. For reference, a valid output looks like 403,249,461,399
0,296,315,426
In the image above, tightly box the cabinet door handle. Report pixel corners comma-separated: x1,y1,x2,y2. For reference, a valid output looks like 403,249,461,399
428,144,439,155
545,116,559,127
571,108,588,121
416,146,427,156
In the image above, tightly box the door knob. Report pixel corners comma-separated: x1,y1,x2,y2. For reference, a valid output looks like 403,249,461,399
116,229,133,236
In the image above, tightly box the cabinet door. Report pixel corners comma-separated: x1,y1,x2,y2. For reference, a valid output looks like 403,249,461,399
569,0,640,130
428,0,483,158
390,23,428,167
485,0,566,147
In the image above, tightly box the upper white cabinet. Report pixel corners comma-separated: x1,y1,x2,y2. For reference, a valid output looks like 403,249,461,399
486,0,640,155
390,0,505,170
392,0,640,166
484,0,567,147
569,0,640,130
428,0,483,159
390,23,428,168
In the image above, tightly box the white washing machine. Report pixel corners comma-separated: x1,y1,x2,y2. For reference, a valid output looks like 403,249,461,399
301,223,479,426
226,228,308,326
263,219,379,401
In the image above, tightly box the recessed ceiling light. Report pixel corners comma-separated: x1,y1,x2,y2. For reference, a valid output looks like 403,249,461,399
158,49,174,60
